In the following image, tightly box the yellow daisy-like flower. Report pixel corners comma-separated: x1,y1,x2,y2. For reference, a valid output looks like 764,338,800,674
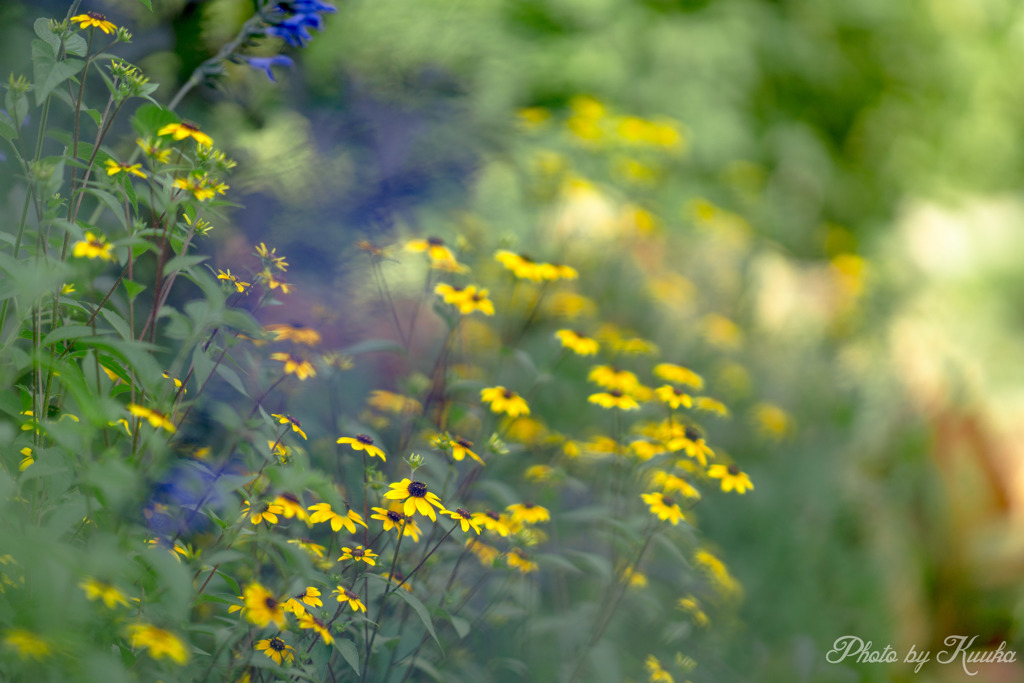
255,636,294,665
287,538,325,558
655,385,692,410
644,654,674,683
371,505,421,542
494,250,545,281
308,502,367,533
751,402,793,440
506,547,539,574
334,586,367,612
255,242,288,272
666,427,714,466
80,578,130,609
272,493,308,521
466,538,500,566
126,623,189,664
242,499,284,525
297,612,334,645
173,174,220,201
270,352,315,380
338,545,378,566
242,583,287,628
70,12,117,34
451,436,484,465
640,492,685,525
707,464,754,494
216,268,250,293
283,586,323,615
264,323,321,346
653,363,704,389
104,158,146,178
18,447,33,471
384,478,446,522
480,386,530,418
506,502,550,525
649,471,700,500
337,434,386,461
554,329,599,356
442,507,481,534
694,396,729,417
158,121,213,148
524,464,554,482
472,510,511,536
3,629,50,660
270,413,307,440
128,403,175,432
406,237,460,269
73,231,116,262
588,390,640,410
587,365,640,393
136,137,171,164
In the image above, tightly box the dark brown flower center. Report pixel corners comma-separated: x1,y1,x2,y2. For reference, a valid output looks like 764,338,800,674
684,426,700,441
663,496,676,507
610,389,623,398
455,437,472,448
352,548,364,557
386,510,404,523
269,637,286,651
264,596,278,610
455,508,471,519
427,237,443,246
502,389,514,399
344,590,358,600
727,465,740,476
486,510,500,520
408,481,428,498
356,434,373,445
86,12,106,19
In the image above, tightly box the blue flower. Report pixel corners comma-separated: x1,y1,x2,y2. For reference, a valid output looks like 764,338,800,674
266,1,336,46
245,55,294,82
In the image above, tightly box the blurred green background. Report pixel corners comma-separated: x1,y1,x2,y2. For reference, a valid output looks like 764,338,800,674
5,0,1024,680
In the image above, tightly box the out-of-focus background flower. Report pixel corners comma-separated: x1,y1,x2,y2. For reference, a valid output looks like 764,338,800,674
5,0,1024,680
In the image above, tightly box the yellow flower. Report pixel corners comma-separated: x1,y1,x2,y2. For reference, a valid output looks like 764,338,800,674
466,538,500,566
270,352,315,380
104,158,146,178
666,427,714,466
506,502,550,525
3,629,50,660
367,390,421,414
338,545,378,566
308,502,367,533
655,385,692,410
283,586,323,614
73,231,116,262
472,510,511,536
242,583,287,628
629,440,665,461
126,623,189,664
255,242,288,272
494,250,546,281
653,363,704,389
255,636,294,665
451,436,484,465
751,402,793,440
406,237,459,268
173,174,221,201
337,434,386,461
80,578,130,609
334,586,367,612
384,478,445,522
297,612,334,645
71,12,117,33
217,268,250,293
287,538,325,558
694,396,729,417
265,323,321,345
242,499,284,525
587,365,639,393
136,137,171,164
158,121,214,148
18,447,33,471
506,548,538,573
707,464,754,494
442,507,481,534
524,464,554,482
371,505,421,542
640,492,685,525
271,413,307,440
554,329,599,356
648,471,700,500
272,493,308,521
128,403,176,432
644,654,674,683
588,390,640,410
480,386,530,418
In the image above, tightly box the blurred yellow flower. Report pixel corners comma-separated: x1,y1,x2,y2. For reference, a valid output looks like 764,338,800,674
126,623,189,664
73,232,116,262
481,386,530,418
707,464,754,494
555,329,599,356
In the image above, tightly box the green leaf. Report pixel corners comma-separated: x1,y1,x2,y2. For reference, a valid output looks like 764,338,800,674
123,279,146,301
31,39,85,106
334,638,360,674
391,584,442,651
138,0,153,10
163,254,209,276
131,103,178,138
99,308,132,341
215,364,249,398
41,324,106,347
0,111,18,142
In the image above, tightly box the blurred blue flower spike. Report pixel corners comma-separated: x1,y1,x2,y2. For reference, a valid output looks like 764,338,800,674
245,55,295,81
267,1,337,47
